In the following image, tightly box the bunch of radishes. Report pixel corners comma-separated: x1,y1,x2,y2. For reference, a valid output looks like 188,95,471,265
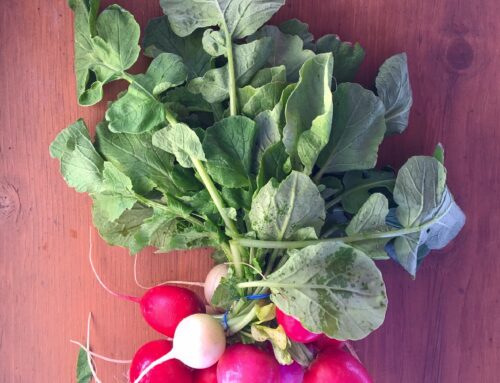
90,260,372,383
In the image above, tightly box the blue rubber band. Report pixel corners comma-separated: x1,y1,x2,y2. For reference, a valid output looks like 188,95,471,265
245,293,271,300
222,311,229,330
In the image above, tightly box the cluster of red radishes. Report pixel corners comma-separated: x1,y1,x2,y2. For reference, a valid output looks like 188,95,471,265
107,262,374,383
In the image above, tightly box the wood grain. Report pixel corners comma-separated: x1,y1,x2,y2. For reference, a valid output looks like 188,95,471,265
1,0,499,382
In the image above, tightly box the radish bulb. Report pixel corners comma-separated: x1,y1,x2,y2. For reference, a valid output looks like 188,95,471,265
204,264,228,304
134,314,226,383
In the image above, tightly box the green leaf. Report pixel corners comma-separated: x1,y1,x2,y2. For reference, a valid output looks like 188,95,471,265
345,193,390,259
211,273,240,309
267,243,387,340
241,82,288,119
91,163,137,222
143,16,212,79
278,19,315,50
316,83,386,174
257,142,289,190
153,123,206,168
154,224,216,253
95,122,181,195
49,119,104,193
161,0,285,39
249,171,325,240
203,116,257,188
392,156,465,275
162,87,212,114
221,187,252,211
315,35,365,83
283,54,334,174
76,348,93,383
250,66,287,87
182,190,218,216
252,82,295,165
106,53,188,134
249,25,315,82
341,170,396,214
375,53,413,135
68,1,140,105
92,203,153,253
202,29,227,57
190,38,273,103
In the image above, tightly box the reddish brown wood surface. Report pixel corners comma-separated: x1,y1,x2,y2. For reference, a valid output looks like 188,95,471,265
1,0,499,382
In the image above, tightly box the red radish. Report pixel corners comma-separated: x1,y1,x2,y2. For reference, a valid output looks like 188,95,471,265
193,364,218,383
314,335,345,351
279,362,304,383
90,248,205,337
204,263,228,304
303,349,372,383
276,308,321,343
129,340,193,383
140,285,205,337
217,344,280,383
134,314,226,383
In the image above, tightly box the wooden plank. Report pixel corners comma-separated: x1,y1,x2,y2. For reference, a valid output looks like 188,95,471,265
0,0,498,382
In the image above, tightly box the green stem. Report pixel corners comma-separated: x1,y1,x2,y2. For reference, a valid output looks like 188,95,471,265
223,24,238,116
227,305,257,335
164,107,178,126
162,101,246,275
229,241,243,278
191,159,238,236
234,203,452,250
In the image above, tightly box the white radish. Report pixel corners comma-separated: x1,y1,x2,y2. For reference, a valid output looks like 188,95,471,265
133,313,226,383
204,263,229,304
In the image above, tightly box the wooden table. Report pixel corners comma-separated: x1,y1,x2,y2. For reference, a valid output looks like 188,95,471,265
1,0,499,382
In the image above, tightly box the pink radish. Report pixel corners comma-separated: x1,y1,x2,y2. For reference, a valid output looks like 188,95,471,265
90,247,205,337
193,364,218,383
279,362,304,383
314,335,345,351
303,349,372,383
276,308,321,343
217,344,280,383
134,314,226,383
129,340,193,383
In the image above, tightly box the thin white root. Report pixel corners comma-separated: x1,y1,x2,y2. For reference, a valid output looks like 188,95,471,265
70,340,131,364
89,228,139,303
345,341,361,363
133,251,205,289
133,350,174,383
86,312,102,383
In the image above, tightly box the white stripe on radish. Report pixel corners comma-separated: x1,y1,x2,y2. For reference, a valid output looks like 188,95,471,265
133,314,226,383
